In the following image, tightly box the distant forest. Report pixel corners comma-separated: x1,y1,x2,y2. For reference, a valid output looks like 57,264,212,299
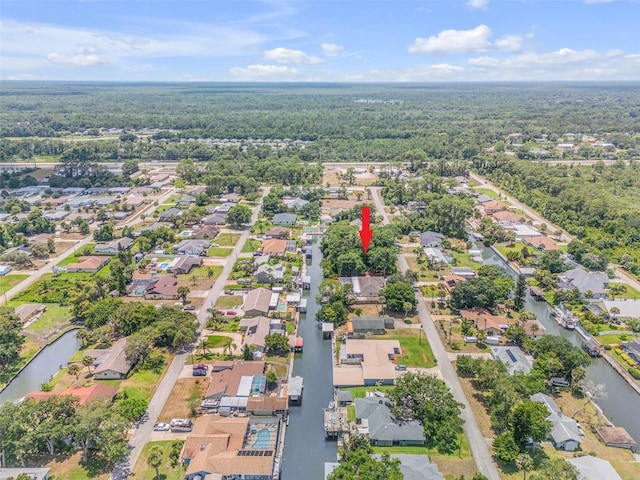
1,82,639,163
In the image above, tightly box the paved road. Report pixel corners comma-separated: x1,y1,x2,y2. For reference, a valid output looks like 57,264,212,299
370,187,502,480
113,188,269,479
0,188,175,307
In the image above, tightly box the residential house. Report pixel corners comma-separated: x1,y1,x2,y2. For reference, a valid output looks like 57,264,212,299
424,247,448,265
14,303,46,324
175,239,210,256
530,393,583,451
558,267,609,299
176,195,195,206
272,213,297,226
243,287,278,316
220,192,242,203
191,225,220,240
492,210,525,226
0,468,51,480
512,224,542,239
339,276,386,301
450,266,476,278
265,226,292,239
284,197,309,211
240,316,284,353
124,195,146,208
261,239,288,256
334,339,401,387
94,237,134,254
93,338,133,380
202,212,227,225
254,263,284,284
158,207,183,222
601,299,640,322
524,235,559,251
108,187,130,195
481,200,508,215
461,308,509,336
566,456,622,480
26,384,118,405
419,231,445,247
43,210,70,221
2,245,32,257
144,275,179,299
475,194,494,203
490,346,534,375
347,317,395,337
204,360,266,400
66,256,110,273
372,455,443,480
443,274,467,292
181,415,280,480
246,396,288,416
112,211,129,221
354,398,425,447
523,320,546,339
93,196,118,208
0,265,12,276
167,256,202,275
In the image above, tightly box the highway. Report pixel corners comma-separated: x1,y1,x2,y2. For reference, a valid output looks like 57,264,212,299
370,186,502,480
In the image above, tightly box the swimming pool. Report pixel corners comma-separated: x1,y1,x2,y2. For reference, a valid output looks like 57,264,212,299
179,230,191,237
134,287,146,296
252,428,271,449
159,262,169,270
277,303,286,312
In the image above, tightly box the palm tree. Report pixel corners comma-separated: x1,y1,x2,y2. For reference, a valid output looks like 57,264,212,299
82,355,93,376
68,363,81,380
515,453,534,480
609,307,620,323
147,445,163,480
76,328,88,347
198,338,209,358
177,286,190,304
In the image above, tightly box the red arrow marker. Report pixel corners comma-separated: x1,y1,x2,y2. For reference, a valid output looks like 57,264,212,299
359,206,372,254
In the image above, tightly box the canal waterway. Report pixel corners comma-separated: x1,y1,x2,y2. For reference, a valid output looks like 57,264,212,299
281,238,337,480
0,328,81,404
474,240,640,442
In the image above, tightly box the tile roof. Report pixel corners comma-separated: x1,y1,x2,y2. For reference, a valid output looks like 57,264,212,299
205,361,265,398
26,383,118,405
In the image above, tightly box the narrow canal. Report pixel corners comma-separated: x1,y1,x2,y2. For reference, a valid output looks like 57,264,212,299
0,329,81,404
474,240,640,442
281,238,337,480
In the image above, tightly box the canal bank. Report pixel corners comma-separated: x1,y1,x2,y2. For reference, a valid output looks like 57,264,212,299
281,239,337,480
0,328,81,404
475,240,640,443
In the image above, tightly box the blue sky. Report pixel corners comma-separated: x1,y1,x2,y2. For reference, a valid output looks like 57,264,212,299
1,0,639,81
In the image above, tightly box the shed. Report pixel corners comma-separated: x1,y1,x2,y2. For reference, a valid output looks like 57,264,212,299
595,426,637,452
287,376,303,405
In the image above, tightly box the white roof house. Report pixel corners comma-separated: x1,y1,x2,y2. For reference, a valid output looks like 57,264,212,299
566,456,622,480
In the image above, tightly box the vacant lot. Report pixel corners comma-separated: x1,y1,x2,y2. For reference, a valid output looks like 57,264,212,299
132,441,186,480
158,377,209,423
45,451,110,480
216,232,241,247
215,295,243,309
0,273,29,290
385,329,436,368
321,197,367,211
322,168,378,187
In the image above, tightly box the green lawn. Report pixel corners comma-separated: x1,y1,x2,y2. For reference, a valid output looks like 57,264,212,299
0,273,29,291
472,188,500,199
217,318,241,332
385,330,436,368
494,242,526,259
25,305,73,335
56,244,96,267
609,285,640,300
285,321,296,334
133,441,186,480
347,405,356,422
205,335,232,348
341,385,395,399
450,251,482,269
597,333,638,346
11,273,95,303
208,247,233,257
241,238,261,253
216,233,240,247
190,265,223,280
215,295,243,309
370,433,471,459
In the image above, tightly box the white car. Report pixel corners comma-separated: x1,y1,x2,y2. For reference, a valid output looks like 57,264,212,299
153,423,170,431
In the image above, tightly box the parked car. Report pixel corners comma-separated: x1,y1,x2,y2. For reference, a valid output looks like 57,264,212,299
395,364,407,371
183,305,196,311
153,423,170,431
210,243,220,247
464,336,479,343
224,290,234,295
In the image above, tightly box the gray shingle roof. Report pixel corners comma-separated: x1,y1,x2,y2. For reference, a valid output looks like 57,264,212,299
355,398,425,443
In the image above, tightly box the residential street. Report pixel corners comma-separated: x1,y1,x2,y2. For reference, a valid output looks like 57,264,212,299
111,187,269,479
370,187,502,480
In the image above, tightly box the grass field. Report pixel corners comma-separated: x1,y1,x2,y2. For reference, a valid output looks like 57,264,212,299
0,273,29,291
208,247,233,257
385,329,437,368
450,251,483,269
609,284,640,299
25,305,73,335
56,244,96,266
215,295,243,309
132,441,186,480
216,233,240,247
190,265,223,281
472,188,500,199
241,238,261,253
45,452,110,480
341,385,395,398
205,335,232,348
105,358,170,403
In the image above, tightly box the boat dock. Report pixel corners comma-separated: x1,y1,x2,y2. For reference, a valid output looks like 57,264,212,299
323,407,349,439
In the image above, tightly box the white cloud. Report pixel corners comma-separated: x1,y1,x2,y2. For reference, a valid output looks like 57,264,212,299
264,47,323,64
229,64,302,80
466,0,489,10
466,48,640,80
584,0,615,4
410,25,531,54
48,53,106,66
322,43,344,57
409,25,492,54
7,73,39,80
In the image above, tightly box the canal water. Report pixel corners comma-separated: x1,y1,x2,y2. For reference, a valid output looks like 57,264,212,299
281,239,337,480
0,328,81,404
474,240,640,442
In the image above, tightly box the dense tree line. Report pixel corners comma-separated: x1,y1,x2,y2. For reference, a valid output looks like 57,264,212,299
449,265,515,311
